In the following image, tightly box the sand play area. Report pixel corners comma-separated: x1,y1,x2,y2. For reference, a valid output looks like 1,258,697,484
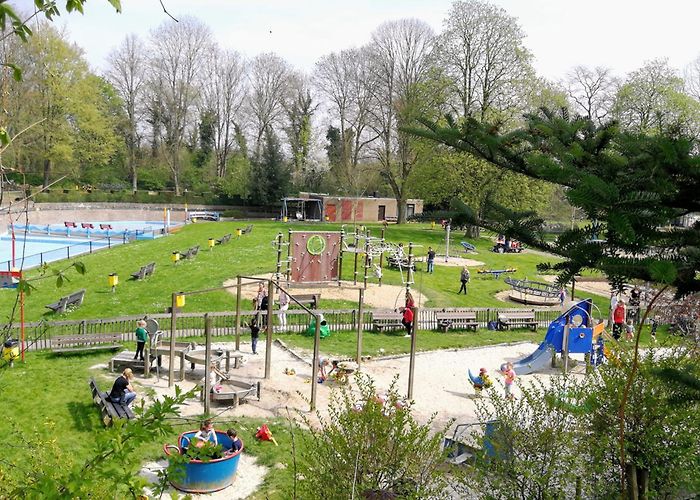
118,337,576,498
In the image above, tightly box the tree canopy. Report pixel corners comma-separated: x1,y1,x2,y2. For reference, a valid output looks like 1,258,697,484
408,109,700,296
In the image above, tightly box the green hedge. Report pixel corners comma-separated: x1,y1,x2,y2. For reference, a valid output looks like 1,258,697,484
32,190,229,205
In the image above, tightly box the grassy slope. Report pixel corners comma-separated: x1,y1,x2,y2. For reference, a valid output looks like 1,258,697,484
2,221,610,323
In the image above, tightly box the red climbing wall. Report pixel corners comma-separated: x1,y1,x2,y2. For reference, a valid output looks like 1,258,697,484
290,232,341,283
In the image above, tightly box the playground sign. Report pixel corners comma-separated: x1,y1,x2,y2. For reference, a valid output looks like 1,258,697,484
0,270,21,289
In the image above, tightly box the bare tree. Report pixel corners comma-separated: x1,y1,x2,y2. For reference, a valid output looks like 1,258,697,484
148,17,212,195
200,48,246,178
684,54,700,102
247,52,290,162
314,47,376,194
437,0,532,122
367,19,436,224
106,34,146,191
564,65,617,123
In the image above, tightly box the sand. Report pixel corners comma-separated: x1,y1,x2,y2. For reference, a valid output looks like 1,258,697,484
223,275,428,310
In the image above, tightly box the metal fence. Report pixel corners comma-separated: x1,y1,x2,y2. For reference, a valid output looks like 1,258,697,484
0,306,564,352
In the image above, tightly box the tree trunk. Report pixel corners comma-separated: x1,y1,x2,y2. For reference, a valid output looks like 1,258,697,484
43,158,51,188
397,199,406,224
465,225,480,238
637,468,649,500
626,463,639,500
130,152,138,193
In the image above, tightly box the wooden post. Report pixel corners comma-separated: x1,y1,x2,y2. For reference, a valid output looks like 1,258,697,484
363,237,370,289
407,245,417,399
275,232,284,280
356,287,365,366
338,230,345,284
204,314,211,415
310,312,321,411
286,229,293,282
144,342,150,377
379,227,385,286
168,292,177,387
235,276,241,351
571,277,576,301
264,279,274,379
353,230,359,285
562,322,570,374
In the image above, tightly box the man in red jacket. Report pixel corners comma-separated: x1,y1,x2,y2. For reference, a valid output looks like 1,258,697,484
612,301,626,340
401,307,414,338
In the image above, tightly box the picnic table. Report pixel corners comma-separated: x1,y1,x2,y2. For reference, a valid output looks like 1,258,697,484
51,333,122,354
476,268,516,279
498,311,537,331
371,311,405,333
45,289,86,313
435,311,478,332
89,377,135,426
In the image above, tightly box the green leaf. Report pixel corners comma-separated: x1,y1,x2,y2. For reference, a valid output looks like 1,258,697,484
0,128,10,147
55,274,64,288
17,280,36,296
2,62,22,81
648,260,677,284
73,261,86,275
107,0,122,13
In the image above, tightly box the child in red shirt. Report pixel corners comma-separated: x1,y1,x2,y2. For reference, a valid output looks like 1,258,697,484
401,307,414,338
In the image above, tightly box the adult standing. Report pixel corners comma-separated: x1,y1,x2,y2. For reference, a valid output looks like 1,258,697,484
612,300,626,340
609,292,619,325
628,286,641,325
109,368,136,406
458,266,470,294
426,247,436,274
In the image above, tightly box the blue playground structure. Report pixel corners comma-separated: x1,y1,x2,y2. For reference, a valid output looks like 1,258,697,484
512,298,600,375
460,241,476,253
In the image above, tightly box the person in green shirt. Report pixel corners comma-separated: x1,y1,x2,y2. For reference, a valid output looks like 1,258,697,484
134,319,148,361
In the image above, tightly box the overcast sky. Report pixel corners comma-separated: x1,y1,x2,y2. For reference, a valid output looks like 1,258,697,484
13,0,700,80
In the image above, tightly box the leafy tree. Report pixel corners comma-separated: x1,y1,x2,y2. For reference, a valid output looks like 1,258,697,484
296,374,450,498
248,128,289,205
284,74,317,187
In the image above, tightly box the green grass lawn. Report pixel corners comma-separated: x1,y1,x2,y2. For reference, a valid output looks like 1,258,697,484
1,220,601,324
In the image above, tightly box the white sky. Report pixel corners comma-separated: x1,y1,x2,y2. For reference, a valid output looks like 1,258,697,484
12,0,700,80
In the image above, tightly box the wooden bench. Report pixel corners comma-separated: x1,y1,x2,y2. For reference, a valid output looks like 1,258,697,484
384,216,398,224
130,262,156,280
178,245,200,260
45,289,86,313
498,311,537,331
241,224,253,235
51,333,123,354
216,233,232,245
292,293,321,309
89,377,135,426
371,311,405,332
435,311,478,332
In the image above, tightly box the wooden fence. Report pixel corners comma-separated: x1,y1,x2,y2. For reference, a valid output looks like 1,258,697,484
0,307,563,352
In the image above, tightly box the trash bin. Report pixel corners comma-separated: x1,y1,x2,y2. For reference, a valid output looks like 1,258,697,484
2,339,20,366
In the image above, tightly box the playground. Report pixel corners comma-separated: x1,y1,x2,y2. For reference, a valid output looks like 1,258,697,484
0,218,679,497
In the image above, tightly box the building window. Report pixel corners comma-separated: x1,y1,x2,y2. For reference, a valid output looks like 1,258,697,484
378,205,386,221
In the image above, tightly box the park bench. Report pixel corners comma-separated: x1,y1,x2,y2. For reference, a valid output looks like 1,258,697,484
435,311,478,332
371,311,405,332
188,211,220,222
81,223,94,229
89,377,135,426
384,216,398,224
291,293,321,309
64,221,77,228
99,224,113,230
177,245,200,260
45,289,86,313
51,333,123,354
130,262,156,280
216,233,232,245
498,311,537,331
241,224,254,235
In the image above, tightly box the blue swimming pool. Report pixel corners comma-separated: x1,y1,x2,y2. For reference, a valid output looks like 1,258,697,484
1,220,179,271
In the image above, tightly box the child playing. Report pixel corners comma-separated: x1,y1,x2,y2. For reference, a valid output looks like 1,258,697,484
650,317,658,343
226,429,243,453
473,368,493,396
500,362,516,400
194,419,218,447
134,319,148,361
401,307,414,338
625,320,635,341
249,316,260,355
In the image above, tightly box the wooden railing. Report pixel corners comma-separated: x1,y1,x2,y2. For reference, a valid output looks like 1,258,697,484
0,307,564,352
